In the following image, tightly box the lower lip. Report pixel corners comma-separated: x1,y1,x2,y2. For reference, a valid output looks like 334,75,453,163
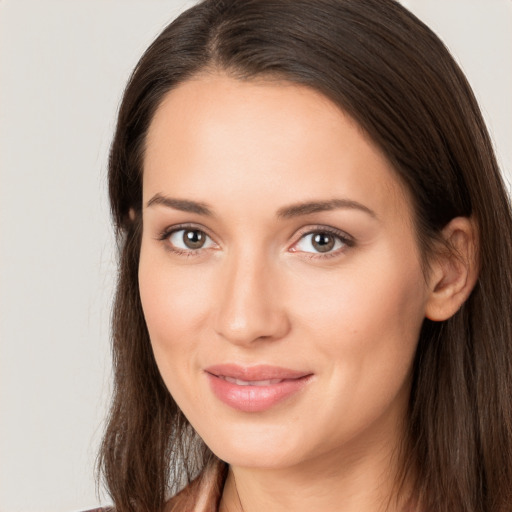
206,373,312,412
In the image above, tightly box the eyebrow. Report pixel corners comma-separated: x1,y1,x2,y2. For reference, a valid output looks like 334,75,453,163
146,194,376,219
276,199,377,219
146,194,213,216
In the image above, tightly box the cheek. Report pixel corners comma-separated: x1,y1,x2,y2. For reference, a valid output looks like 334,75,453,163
283,255,426,446
139,265,207,339
138,246,213,394
292,248,427,392
138,231,217,331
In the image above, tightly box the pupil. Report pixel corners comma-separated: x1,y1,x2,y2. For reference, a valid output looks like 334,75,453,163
312,233,334,253
183,230,205,249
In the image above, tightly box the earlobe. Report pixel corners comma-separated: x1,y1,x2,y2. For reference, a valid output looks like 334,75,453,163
425,217,479,322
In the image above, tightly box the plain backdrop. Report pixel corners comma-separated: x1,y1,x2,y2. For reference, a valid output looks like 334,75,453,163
0,1,511,511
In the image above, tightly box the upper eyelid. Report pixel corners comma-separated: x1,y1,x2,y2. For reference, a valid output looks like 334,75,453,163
158,223,216,241
293,225,354,243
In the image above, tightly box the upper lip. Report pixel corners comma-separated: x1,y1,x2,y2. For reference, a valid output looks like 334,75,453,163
204,364,312,381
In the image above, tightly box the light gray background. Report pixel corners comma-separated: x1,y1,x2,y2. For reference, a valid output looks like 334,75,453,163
1,1,511,511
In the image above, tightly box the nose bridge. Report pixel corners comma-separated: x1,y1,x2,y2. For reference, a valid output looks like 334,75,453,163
214,244,288,345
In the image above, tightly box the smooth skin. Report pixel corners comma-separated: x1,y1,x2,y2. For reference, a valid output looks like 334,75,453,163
138,73,478,512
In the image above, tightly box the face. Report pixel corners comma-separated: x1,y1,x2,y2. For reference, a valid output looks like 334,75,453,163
139,73,432,471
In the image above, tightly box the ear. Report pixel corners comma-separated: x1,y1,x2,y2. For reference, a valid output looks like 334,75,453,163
425,217,479,321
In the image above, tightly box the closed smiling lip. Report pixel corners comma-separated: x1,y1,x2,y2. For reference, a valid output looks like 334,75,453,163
204,364,314,412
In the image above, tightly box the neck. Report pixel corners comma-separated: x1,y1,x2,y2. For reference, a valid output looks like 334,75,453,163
219,424,416,512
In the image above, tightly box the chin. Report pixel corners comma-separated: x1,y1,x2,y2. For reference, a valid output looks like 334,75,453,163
197,420,310,469
214,446,300,470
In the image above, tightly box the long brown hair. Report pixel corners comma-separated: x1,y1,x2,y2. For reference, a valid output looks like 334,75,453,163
99,1,512,510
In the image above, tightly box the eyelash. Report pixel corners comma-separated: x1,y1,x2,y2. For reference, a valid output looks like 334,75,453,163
292,226,355,260
157,223,214,257
157,224,355,259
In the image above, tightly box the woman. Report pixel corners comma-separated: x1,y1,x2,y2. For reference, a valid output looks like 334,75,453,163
98,0,512,511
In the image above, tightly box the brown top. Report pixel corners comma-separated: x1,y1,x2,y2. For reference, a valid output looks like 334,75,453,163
166,459,228,512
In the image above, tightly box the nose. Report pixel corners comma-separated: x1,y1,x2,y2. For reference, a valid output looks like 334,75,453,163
213,250,290,346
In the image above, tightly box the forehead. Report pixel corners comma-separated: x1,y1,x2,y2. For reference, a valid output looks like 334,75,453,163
143,73,411,223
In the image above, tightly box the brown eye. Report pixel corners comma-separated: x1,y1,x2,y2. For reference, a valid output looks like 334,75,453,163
167,228,215,252
311,233,335,253
293,230,349,255
183,229,206,249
